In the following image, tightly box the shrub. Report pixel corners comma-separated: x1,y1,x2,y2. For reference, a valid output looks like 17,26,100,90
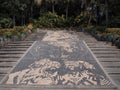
4,29,13,37
0,29,5,36
109,18,120,28
64,17,75,27
0,18,13,28
106,28,120,35
94,26,106,33
27,23,33,30
74,14,89,26
14,26,26,34
38,12,65,28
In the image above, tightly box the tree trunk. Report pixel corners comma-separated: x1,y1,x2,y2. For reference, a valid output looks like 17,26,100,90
13,15,16,27
30,4,33,17
66,0,69,19
105,0,108,27
88,13,92,25
52,1,55,13
96,5,100,25
21,12,25,26
30,0,34,17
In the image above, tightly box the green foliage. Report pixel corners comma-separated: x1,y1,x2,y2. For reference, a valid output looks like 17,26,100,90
84,26,95,33
0,18,13,28
106,28,120,35
0,0,120,27
27,23,33,30
0,29,6,36
14,26,26,34
85,26,106,34
38,12,65,28
0,26,30,39
74,14,89,26
109,18,120,28
64,17,75,27
94,26,106,33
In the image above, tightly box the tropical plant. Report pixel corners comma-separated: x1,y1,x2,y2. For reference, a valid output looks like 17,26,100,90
38,12,65,27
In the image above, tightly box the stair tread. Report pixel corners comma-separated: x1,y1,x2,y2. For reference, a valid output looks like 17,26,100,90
0,62,16,67
98,58,120,62
101,62,120,67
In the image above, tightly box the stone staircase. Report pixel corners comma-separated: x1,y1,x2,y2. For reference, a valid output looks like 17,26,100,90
0,30,120,90
0,41,34,83
77,32,120,90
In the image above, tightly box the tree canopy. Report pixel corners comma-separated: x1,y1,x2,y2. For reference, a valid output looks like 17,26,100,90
0,0,120,28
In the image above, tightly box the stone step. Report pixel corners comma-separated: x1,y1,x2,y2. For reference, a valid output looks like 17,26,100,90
0,54,22,58
95,54,120,57
96,55,120,58
8,44,32,46
0,58,18,62
98,58,120,62
109,74,120,79
101,62,120,68
87,43,111,46
90,48,120,51
0,48,27,51
4,46,29,48
86,42,106,44
0,68,11,74
93,51,120,54
0,51,24,54
4,45,29,48
84,40,97,43
12,41,34,44
89,46,116,49
105,68,120,74
0,62,16,67
0,85,117,90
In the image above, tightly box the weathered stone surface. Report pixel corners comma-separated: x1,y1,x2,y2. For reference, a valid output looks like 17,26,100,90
2,31,112,87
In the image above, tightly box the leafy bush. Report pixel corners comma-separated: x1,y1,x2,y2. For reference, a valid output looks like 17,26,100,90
30,19,40,28
0,18,13,28
14,26,26,34
74,14,89,26
64,17,75,27
109,15,120,28
0,26,30,39
84,26,95,32
94,26,106,33
0,29,13,37
0,29,6,36
27,23,33,30
106,28,120,35
38,12,65,28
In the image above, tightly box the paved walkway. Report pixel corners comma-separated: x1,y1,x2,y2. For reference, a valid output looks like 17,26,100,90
0,29,120,90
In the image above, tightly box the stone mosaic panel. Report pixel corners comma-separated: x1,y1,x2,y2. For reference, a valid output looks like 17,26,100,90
3,31,111,86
